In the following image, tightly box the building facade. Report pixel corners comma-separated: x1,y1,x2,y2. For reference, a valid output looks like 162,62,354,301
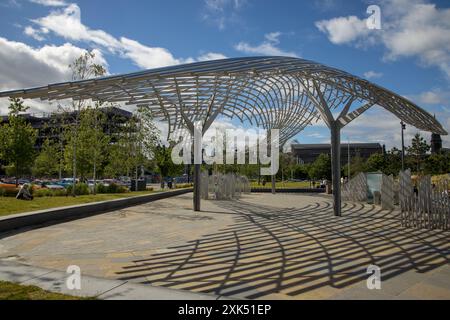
0,106,133,152
291,143,383,165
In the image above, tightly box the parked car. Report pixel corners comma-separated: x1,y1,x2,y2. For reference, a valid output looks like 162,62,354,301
17,179,30,185
41,181,65,190
57,178,78,188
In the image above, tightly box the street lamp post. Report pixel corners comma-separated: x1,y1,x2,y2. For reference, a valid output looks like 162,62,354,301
347,137,350,179
401,121,406,171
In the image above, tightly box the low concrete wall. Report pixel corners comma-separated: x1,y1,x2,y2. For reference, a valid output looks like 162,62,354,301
0,188,193,234
251,188,325,193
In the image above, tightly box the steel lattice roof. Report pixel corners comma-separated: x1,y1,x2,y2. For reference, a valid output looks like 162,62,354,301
0,56,446,144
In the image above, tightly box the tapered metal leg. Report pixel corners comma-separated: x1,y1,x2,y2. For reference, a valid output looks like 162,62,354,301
193,164,201,211
271,174,276,194
331,121,342,217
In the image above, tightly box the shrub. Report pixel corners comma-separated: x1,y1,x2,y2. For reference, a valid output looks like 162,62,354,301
107,183,127,194
95,183,107,194
0,187,20,197
66,183,90,196
33,188,68,197
175,183,193,189
95,183,127,194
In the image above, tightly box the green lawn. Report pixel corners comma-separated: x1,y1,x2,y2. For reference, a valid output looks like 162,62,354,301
0,190,159,217
250,181,315,189
0,280,92,300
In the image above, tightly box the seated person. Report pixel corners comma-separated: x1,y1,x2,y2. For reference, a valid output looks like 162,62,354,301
16,183,34,200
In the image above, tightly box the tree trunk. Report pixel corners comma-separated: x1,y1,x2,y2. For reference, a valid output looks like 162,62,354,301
135,166,138,191
15,162,19,187
93,158,96,195
72,138,77,197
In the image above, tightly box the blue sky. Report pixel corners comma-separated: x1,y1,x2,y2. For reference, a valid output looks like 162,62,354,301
0,0,449,149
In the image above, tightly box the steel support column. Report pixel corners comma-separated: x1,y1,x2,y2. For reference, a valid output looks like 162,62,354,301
193,163,201,211
271,175,276,194
330,120,342,217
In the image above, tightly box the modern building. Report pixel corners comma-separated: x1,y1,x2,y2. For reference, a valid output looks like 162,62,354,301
0,106,133,151
291,143,383,165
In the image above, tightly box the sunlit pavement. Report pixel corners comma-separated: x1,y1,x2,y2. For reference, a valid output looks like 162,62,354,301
1,193,449,300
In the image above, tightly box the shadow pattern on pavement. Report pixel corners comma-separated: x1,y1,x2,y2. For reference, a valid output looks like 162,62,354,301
116,200,449,299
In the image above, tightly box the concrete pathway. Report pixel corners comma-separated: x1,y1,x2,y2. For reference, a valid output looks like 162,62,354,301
0,260,225,300
1,193,449,300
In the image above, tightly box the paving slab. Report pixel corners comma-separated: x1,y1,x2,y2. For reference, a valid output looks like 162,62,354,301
0,261,221,300
0,193,449,300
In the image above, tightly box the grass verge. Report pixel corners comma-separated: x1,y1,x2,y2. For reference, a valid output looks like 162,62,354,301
0,280,92,300
0,190,159,217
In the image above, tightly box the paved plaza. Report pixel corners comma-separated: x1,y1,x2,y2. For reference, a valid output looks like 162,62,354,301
0,193,449,299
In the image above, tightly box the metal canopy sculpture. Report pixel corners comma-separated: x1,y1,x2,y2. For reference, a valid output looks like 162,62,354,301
0,56,446,216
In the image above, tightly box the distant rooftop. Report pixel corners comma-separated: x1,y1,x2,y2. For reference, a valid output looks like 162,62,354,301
291,143,382,149
0,106,132,122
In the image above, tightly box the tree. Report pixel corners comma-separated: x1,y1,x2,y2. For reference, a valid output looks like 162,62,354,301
365,153,385,172
384,147,402,176
343,155,367,178
104,107,160,188
59,51,106,195
277,152,296,182
308,154,331,181
153,144,178,188
0,98,37,186
33,139,60,177
406,133,430,173
293,163,310,180
424,153,450,175
82,105,110,193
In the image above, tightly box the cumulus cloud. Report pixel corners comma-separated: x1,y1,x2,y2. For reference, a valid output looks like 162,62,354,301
363,70,383,79
30,0,67,6
418,90,447,105
316,16,370,45
197,52,228,61
24,26,46,41
0,37,108,114
235,32,299,57
25,3,226,69
202,0,246,30
315,0,450,78
0,37,106,91
341,106,450,148
119,37,182,69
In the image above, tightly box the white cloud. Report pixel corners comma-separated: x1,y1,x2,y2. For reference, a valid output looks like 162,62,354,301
202,0,246,30
31,4,122,50
363,70,383,79
0,37,107,91
26,3,226,69
235,32,299,57
341,106,450,148
30,0,67,6
264,32,282,44
197,52,228,61
419,90,446,105
24,26,46,41
316,16,369,44
0,37,108,114
315,0,450,78
119,37,182,69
